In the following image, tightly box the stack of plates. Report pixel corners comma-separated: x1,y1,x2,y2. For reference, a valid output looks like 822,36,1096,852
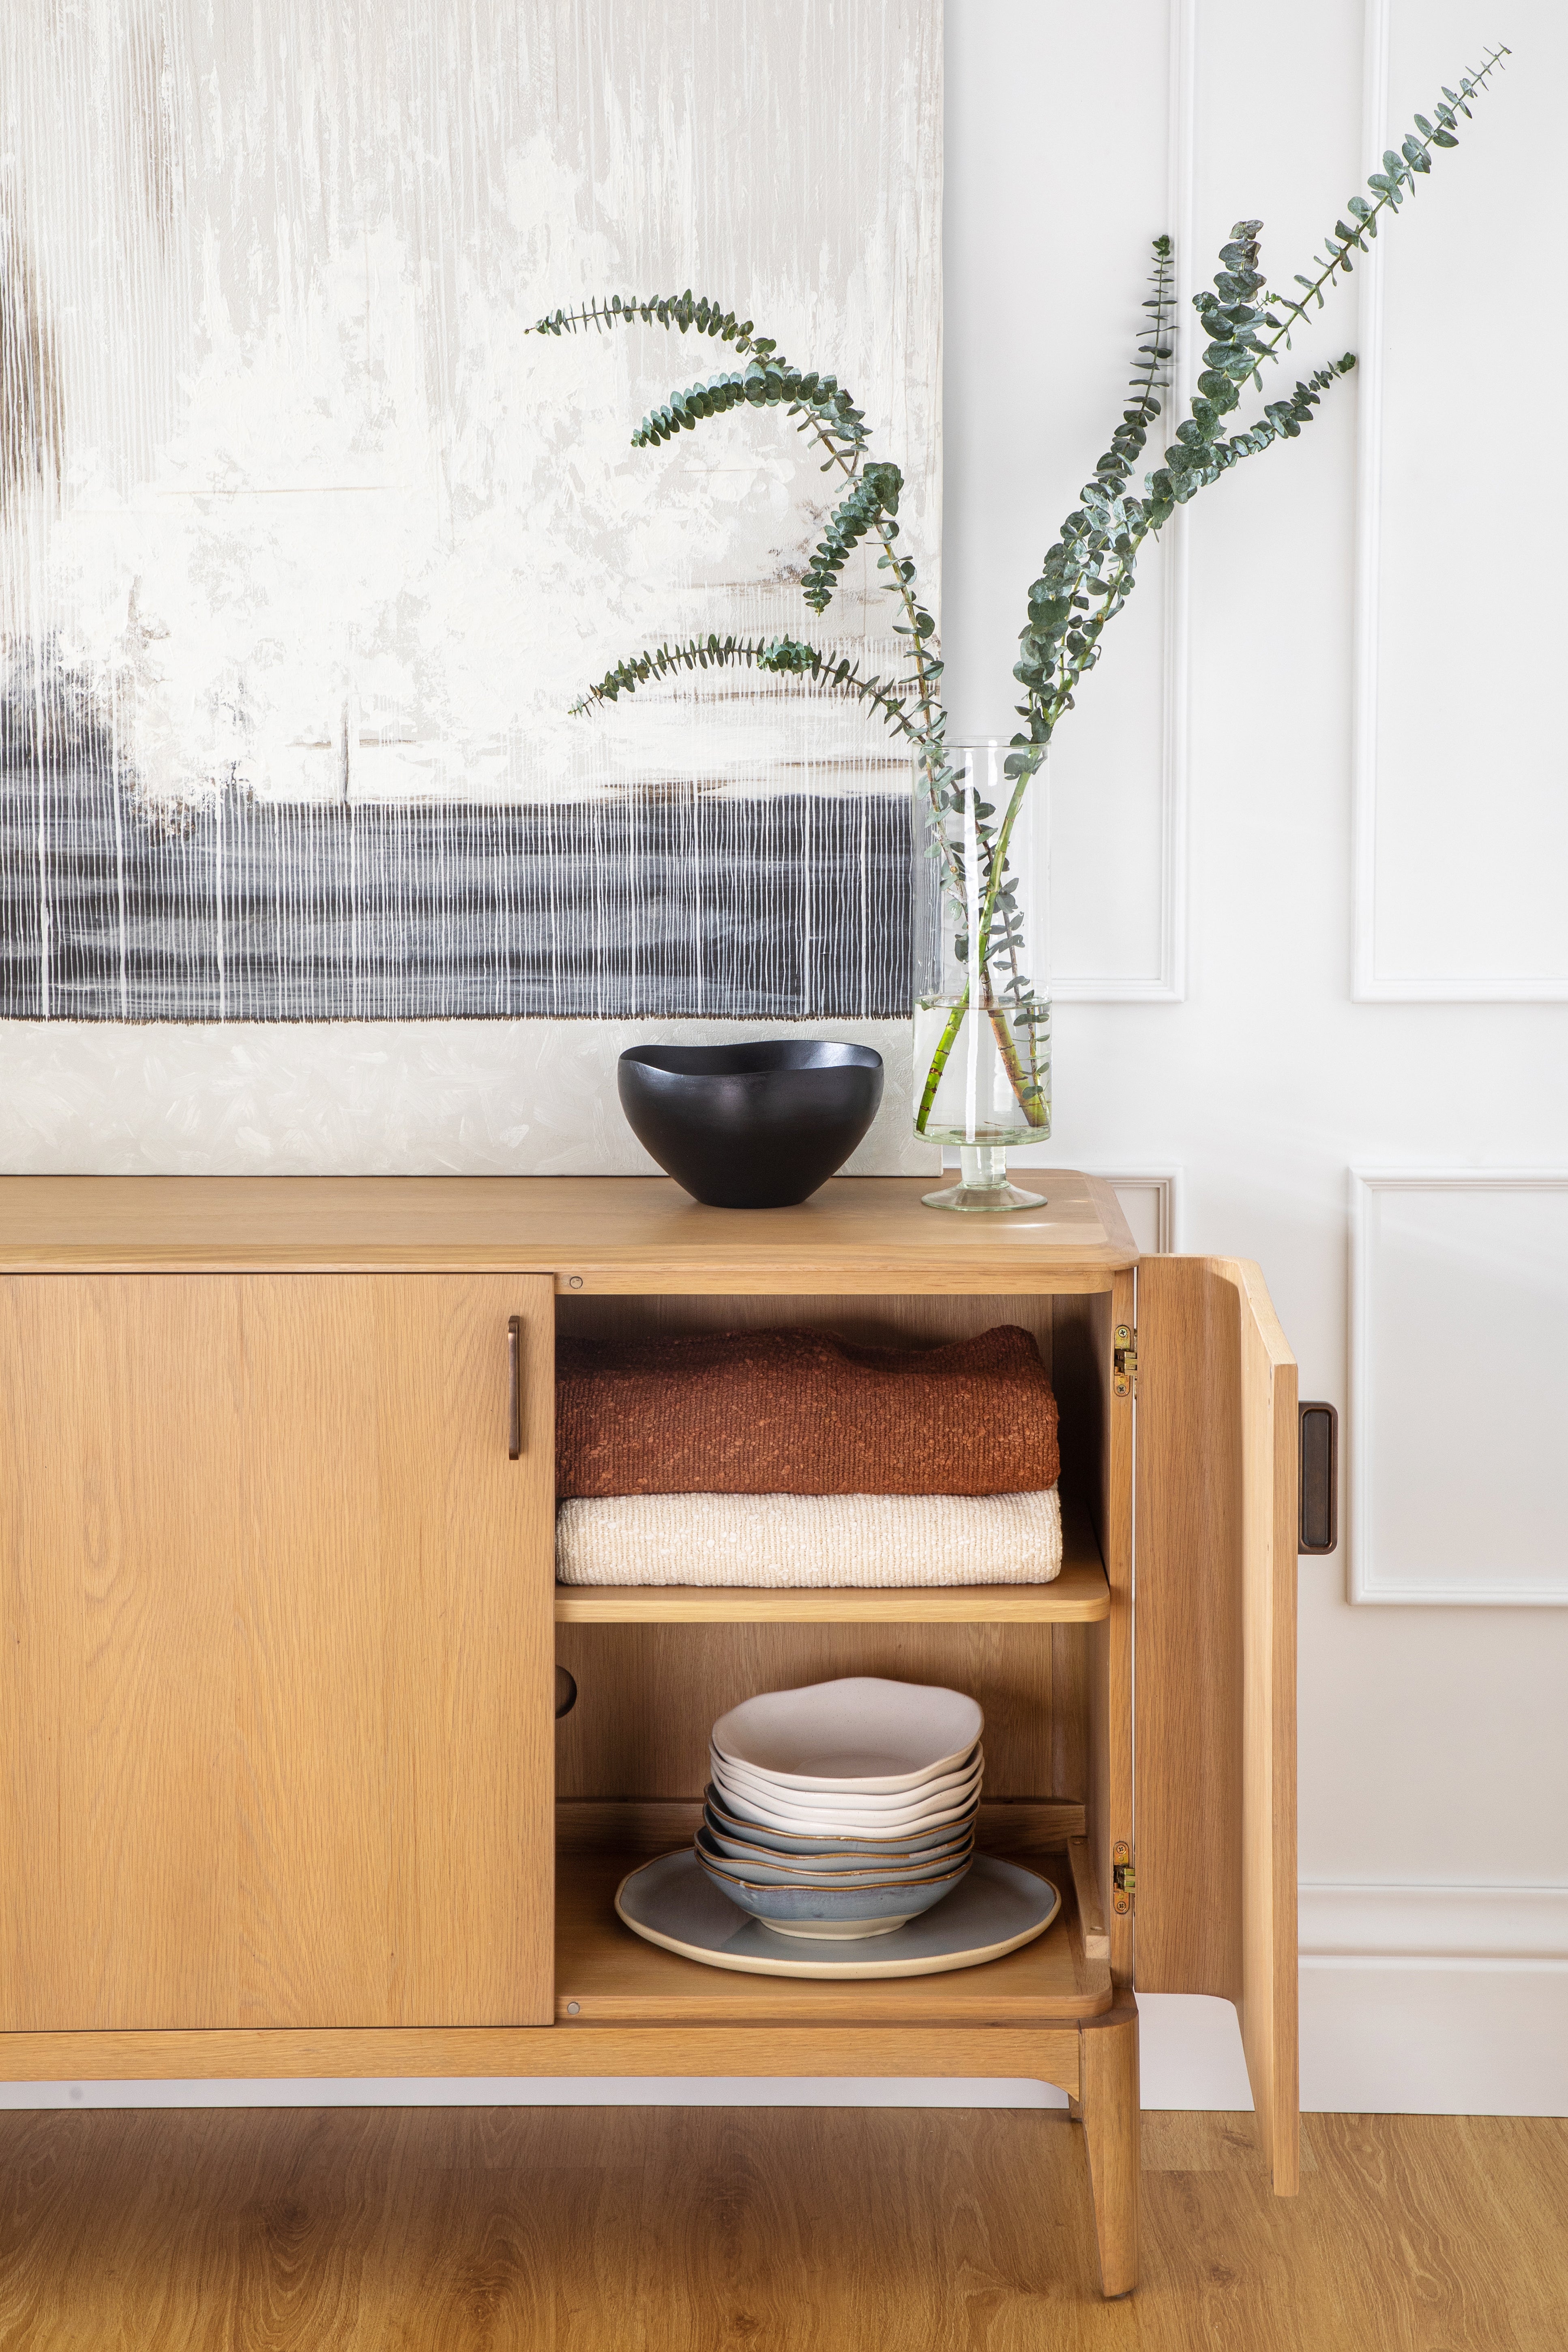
697,1677,983,1938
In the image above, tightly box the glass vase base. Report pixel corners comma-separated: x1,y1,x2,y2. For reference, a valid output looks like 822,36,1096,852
920,1178,1047,1215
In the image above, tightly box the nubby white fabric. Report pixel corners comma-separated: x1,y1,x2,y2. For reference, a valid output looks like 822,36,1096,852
555,1488,1063,1587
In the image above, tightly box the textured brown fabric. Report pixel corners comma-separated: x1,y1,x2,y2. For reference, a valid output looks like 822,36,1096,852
556,1325,1059,1498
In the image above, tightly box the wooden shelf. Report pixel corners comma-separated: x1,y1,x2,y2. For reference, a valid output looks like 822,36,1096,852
553,1843,1112,2027
554,1558,1107,1624
555,1498,1109,1624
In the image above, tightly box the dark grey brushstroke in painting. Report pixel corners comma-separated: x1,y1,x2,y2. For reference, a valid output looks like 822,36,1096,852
0,747,912,1022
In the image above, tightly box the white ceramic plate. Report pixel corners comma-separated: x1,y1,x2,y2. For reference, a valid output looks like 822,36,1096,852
616,1851,1060,1980
710,1749,983,1820
710,1745,982,1813
709,1798,980,1843
711,1678,985,1794
708,1793,980,1842
709,1763,981,1838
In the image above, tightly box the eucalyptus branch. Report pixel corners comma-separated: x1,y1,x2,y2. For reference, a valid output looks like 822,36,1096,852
532,291,761,347
909,229,1177,1135
1146,53,1507,527
1010,236,1175,762
802,464,904,614
532,291,938,711
631,358,873,466
1262,49,1509,348
1014,48,1506,773
536,287,959,967
568,630,924,741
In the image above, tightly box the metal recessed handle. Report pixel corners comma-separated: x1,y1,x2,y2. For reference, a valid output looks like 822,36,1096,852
1299,1401,1338,1554
507,1315,523,1460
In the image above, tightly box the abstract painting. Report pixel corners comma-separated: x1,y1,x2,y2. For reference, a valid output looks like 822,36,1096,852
0,0,941,1027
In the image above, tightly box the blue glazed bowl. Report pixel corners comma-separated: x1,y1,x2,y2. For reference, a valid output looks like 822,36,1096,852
694,1846,972,1937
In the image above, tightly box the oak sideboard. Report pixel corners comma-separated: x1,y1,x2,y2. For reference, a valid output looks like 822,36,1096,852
0,1171,1298,2298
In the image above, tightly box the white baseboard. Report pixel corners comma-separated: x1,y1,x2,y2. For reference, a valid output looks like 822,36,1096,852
1300,1960,1568,2115
1299,1882,1568,1961
1141,1887,1568,2116
1133,1887,1568,2116
1296,1882,1568,2116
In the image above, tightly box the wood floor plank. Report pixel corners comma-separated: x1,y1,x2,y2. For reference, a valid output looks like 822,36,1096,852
0,2106,1563,2348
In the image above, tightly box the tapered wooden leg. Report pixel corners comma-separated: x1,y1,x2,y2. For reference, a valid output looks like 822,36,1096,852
1079,2005,1139,2298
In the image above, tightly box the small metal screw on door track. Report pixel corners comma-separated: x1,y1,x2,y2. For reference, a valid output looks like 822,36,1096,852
1113,1325,1137,1399
1112,1842,1135,1914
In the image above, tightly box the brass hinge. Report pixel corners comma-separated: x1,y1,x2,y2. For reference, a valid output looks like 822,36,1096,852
1113,1324,1138,1399
1112,1841,1136,1913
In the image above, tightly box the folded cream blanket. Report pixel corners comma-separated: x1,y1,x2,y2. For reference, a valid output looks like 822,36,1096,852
555,1488,1063,1588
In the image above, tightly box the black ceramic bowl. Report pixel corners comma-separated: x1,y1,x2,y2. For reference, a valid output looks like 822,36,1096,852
618,1041,884,1209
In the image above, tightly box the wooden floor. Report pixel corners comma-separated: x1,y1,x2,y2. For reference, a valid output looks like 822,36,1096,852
0,2104,1563,2348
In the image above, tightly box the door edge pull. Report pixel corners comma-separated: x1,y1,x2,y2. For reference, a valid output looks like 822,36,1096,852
507,1315,523,1460
1298,1399,1337,1554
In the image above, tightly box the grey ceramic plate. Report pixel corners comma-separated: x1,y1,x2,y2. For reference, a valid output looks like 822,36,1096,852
616,1851,1061,1980
700,1822,974,1880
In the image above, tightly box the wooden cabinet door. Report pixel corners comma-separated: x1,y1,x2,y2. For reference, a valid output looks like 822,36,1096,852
1132,1257,1299,2193
0,1274,555,2032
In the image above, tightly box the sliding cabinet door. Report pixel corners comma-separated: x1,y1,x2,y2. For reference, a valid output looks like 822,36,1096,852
0,1275,555,2032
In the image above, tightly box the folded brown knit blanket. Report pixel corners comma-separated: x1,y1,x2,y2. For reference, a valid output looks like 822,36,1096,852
556,1325,1059,1498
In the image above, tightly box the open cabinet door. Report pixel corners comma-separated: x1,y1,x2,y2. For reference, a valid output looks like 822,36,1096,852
1133,1258,1300,2193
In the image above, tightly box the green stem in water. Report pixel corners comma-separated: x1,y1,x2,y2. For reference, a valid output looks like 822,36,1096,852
915,986,968,1135
914,754,1049,1138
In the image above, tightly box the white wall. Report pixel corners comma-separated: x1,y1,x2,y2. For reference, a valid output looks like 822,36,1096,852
946,0,1568,2111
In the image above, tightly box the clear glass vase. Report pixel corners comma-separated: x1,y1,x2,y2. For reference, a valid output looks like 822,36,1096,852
912,738,1051,1212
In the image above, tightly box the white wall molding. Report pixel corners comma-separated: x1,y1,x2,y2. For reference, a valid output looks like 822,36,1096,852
1300,1882,1568,1961
1351,0,1568,1001
1050,0,1192,1004
1100,1167,1183,1253
1349,1169,1568,1604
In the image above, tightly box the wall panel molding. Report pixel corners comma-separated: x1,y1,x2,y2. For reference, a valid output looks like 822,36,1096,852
1099,1167,1182,1254
1050,0,1193,1003
1349,1170,1568,1604
1351,0,1568,1000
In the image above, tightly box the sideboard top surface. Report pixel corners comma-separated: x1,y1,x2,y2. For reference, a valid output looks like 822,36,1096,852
0,1173,1137,1290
